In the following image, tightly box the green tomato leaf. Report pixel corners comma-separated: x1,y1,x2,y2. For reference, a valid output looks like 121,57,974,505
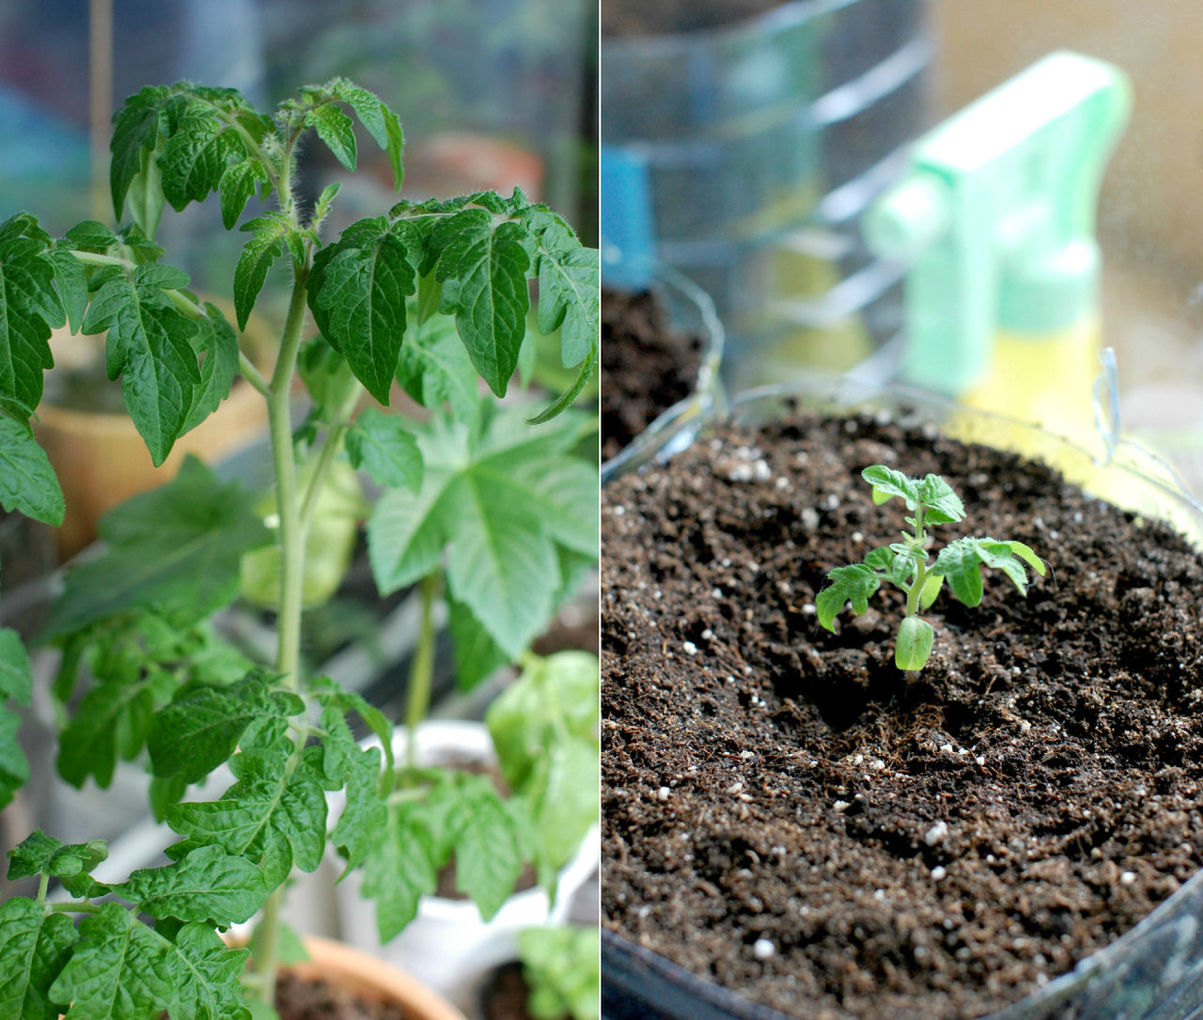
895,615,934,670
181,303,240,435
448,596,510,690
0,707,28,811
306,105,357,172
0,218,61,413
325,78,404,189
916,473,965,524
44,456,273,639
525,211,599,369
7,831,107,882
815,563,880,631
45,246,90,334
346,408,423,493
369,407,595,657
147,673,276,784
166,741,327,890
360,800,438,942
1008,540,1047,576
525,345,597,426
0,627,33,708
83,264,203,466
112,845,268,925
234,217,287,332
0,417,65,526
162,923,253,1020
0,897,78,1020
57,669,174,790
109,84,175,223
395,316,481,427
445,777,523,921
860,464,918,508
433,209,531,396
218,160,268,232
309,220,415,404
48,902,173,1020
518,927,600,1020
487,652,599,889
329,744,387,874
934,536,1041,606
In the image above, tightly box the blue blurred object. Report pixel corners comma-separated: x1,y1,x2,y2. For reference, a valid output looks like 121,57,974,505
600,145,655,290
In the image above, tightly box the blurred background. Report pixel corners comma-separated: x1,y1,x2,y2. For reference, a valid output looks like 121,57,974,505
600,0,1203,495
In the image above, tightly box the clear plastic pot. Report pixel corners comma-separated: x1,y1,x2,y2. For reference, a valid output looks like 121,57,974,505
601,264,727,484
601,375,1203,1020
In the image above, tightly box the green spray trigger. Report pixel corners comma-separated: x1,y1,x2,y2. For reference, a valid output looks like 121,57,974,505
864,51,1131,394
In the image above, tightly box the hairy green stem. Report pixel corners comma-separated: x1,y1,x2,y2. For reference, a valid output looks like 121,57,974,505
46,900,102,914
405,573,440,770
35,872,49,908
251,262,310,1007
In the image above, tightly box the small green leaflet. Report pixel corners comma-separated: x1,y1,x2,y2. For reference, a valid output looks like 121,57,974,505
166,741,327,890
0,898,78,1020
0,627,33,708
434,211,531,397
486,652,599,889
932,537,1046,607
395,316,480,427
322,78,404,189
328,743,387,874
82,262,203,466
305,105,357,172
44,456,273,639
308,219,416,404
49,903,173,1020
345,408,423,493
860,465,918,508
181,304,240,435
111,845,267,925
57,668,176,790
815,563,881,631
234,216,289,331
360,801,437,943
444,777,524,920
0,417,64,526
448,596,509,691
147,673,291,784
7,831,107,881
47,902,252,1020
0,216,61,414
895,615,934,670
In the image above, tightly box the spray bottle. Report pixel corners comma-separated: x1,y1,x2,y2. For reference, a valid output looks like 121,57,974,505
863,51,1131,453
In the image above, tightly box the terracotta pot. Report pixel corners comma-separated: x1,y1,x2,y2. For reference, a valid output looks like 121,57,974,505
291,935,467,1020
34,304,274,560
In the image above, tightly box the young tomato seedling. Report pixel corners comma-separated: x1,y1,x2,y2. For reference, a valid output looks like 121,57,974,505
815,465,1045,671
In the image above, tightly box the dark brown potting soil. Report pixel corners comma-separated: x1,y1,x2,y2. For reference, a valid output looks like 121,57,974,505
601,287,704,464
275,972,405,1020
602,0,785,37
601,411,1203,1019
481,962,540,1020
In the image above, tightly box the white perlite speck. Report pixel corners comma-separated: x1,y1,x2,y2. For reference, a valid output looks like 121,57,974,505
924,821,949,846
657,786,671,802
682,641,698,656
931,865,948,881
753,938,775,961
1120,871,1137,886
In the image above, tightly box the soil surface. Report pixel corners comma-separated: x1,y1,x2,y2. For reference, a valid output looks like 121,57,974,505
481,962,540,1020
601,411,1203,1019
601,287,704,464
275,973,406,1019
602,0,785,37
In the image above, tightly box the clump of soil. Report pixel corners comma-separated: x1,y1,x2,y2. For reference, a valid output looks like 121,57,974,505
601,411,1203,1019
602,0,785,37
275,973,405,1019
601,287,704,463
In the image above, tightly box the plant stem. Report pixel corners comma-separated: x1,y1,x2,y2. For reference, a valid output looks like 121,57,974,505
267,266,310,690
251,262,310,1008
405,573,440,770
299,381,364,532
